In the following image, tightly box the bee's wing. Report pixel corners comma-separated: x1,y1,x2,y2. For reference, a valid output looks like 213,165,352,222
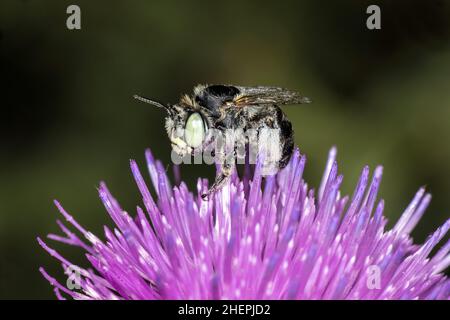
233,86,311,107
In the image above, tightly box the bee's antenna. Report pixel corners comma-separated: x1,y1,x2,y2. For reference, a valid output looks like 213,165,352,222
133,94,171,111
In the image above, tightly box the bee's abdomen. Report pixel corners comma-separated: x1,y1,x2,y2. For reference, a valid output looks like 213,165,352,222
277,108,294,169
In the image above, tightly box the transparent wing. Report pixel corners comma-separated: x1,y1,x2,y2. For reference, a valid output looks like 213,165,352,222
233,86,311,107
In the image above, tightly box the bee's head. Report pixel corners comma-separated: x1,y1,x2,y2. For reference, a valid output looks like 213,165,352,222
134,94,211,157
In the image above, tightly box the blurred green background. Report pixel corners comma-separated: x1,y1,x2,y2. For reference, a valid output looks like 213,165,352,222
1,0,449,299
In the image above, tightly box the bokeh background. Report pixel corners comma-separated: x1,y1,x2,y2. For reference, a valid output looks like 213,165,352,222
1,0,449,299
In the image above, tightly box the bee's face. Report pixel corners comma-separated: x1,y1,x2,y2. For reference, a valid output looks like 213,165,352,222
164,103,211,157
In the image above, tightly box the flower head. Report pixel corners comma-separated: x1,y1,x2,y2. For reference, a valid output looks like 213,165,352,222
38,147,450,299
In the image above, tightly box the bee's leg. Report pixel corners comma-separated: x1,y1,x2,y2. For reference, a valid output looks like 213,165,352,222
201,163,233,200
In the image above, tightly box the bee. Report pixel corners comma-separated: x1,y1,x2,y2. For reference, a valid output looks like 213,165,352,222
134,85,310,200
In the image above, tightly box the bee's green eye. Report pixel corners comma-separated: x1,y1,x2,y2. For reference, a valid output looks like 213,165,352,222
184,113,205,148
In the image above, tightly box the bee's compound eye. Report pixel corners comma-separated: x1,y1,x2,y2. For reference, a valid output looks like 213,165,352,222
184,112,205,148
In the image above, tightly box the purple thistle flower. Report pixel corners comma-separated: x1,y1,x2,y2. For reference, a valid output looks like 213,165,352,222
38,147,450,300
